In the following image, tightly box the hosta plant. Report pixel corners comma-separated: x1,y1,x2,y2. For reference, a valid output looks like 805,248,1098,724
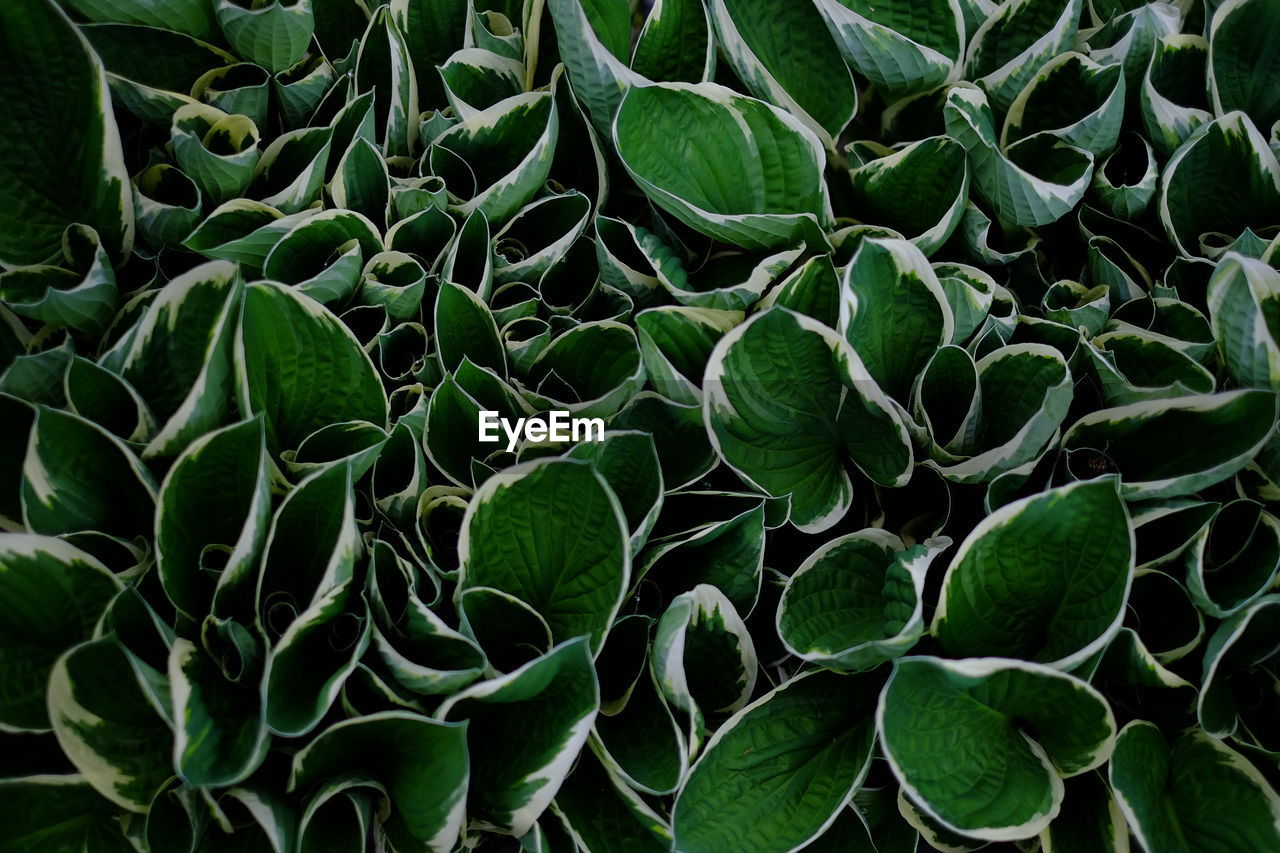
1,0,1280,850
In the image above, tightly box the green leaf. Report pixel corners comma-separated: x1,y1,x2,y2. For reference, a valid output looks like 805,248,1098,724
0,535,121,731
879,656,1116,841
630,0,714,84
170,103,261,206
63,0,216,39
614,83,831,250
1208,252,1280,390
48,636,173,812
432,92,560,227
652,584,756,758
546,0,643,137
390,0,466,108
0,0,134,265
1209,0,1280,132
1181,500,1280,618
703,307,912,532
169,636,269,787
262,208,383,305
437,637,599,835
21,406,156,539
933,479,1134,669
565,430,664,551
1159,112,1280,258
155,416,271,623
965,0,1082,113
289,711,470,853
354,4,418,158
635,306,740,405
1061,390,1279,499
132,164,204,249
1109,721,1280,852
838,237,955,402
458,458,629,654
813,0,964,97
236,280,388,453
215,0,315,74
708,0,856,148
1199,594,1280,740
553,749,671,851
0,775,132,853
436,280,506,376
528,321,646,419
944,85,1094,227
258,462,368,736
778,531,950,672
1002,52,1126,158
671,670,878,853
846,137,969,256
1038,772,1128,853
0,225,118,336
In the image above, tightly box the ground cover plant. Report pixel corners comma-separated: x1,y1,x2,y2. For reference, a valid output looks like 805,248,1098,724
1,0,1279,849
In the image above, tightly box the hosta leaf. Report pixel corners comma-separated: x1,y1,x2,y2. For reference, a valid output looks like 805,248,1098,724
274,54,335,129
1109,721,1280,852
1159,112,1280,258
614,83,831,250
21,406,156,539
1084,329,1215,406
1061,390,1279,499
438,48,524,121
703,308,912,533
169,636,269,787
170,103,261,206
0,225,118,336
610,392,716,490
565,430,664,551
1090,134,1158,220
0,775,132,852
48,636,173,812
192,63,271,129
0,535,121,732
846,137,969,256
879,656,1116,841
289,711,470,853
651,584,756,758
527,321,645,418
215,0,315,74
635,306,740,405
0,0,133,265
965,0,1082,113
257,462,367,736
671,670,878,853
355,5,418,158
1002,52,1125,158
104,259,241,459
63,0,216,39
1039,772,1128,853
390,0,467,108
1208,252,1280,390
437,637,599,836
1181,500,1280,618
132,164,203,249
708,0,856,148
458,458,629,654
933,479,1134,669
182,200,317,269
1209,0,1280,132
778,530,949,672
630,0,714,84
813,0,964,97
250,123,335,214
638,498,766,613
155,416,271,623
1199,595,1280,740
262,209,383,305
546,0,643,137
432,92,559,226
945,85,1093,227
493,191,592,287
435,280,506,376
553,749,671,851
236,280,388,453
838,237,955,402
